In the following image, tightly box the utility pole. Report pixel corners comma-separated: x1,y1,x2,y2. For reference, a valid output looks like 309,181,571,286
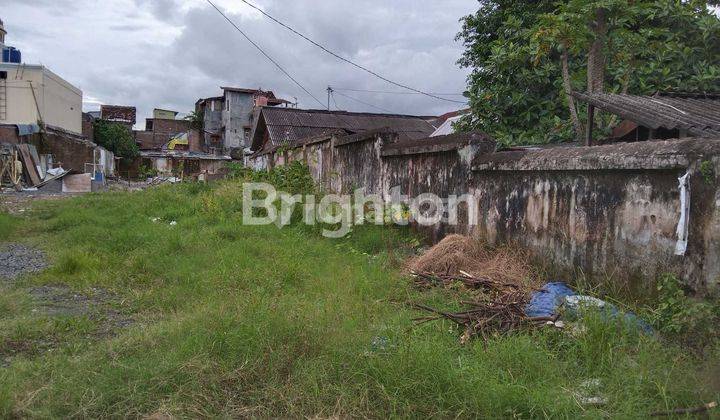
327,86,333,110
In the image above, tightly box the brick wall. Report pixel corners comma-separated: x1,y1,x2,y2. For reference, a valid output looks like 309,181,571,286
0,124,97,173
146,118,191,135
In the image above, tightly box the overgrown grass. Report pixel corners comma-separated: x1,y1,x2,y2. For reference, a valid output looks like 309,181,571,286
0,181,718,417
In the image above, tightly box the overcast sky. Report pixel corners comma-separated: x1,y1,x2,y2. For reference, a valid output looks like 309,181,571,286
3,0,477,126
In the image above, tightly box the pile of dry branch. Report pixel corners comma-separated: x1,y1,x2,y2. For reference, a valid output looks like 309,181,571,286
409,235,548,343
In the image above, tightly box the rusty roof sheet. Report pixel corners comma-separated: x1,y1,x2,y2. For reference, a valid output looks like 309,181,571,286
100,105,137,124
382,131,495,156
256,107,435,150
572,92,720,137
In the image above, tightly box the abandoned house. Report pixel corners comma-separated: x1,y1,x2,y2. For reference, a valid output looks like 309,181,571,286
248,106,436,157
195,87,291,155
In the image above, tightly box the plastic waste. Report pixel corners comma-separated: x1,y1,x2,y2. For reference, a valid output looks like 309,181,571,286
525,282,653,334
524,282,576,318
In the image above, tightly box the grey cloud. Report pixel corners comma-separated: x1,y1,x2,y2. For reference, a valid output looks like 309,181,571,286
6,0,476,124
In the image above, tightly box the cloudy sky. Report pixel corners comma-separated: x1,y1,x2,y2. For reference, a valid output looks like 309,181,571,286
3,0,477,126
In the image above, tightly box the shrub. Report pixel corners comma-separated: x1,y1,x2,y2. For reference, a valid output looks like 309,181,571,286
650,274,719,349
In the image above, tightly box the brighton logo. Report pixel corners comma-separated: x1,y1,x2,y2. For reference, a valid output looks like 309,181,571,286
242,182,478,238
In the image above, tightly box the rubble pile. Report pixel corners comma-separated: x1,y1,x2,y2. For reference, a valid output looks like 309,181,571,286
0,142,70,193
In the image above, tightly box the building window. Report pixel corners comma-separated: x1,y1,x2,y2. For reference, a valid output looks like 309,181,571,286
0,71,6,80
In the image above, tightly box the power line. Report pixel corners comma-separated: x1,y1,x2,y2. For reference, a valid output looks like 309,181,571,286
333,90,395,113
333,87,466,97
205,0,326,109
330,91,340,111
236,0,468,105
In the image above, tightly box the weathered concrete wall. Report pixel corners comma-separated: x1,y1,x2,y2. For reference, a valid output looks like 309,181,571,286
249,135,720,294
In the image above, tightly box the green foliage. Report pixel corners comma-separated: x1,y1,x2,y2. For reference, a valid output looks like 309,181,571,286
457,1,720,146
92,119,139,159
700,160,715,184
137,164,158,180
650,274,719,348
246,161,317,196
184,110,204,131
0,187,718,417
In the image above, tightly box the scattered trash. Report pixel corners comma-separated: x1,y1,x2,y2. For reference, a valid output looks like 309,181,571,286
370,336,391,352
169,221,177,226
410,239,653,343
575,378,607,406
525,282,575,318
525,282,653,334
650,401,717,417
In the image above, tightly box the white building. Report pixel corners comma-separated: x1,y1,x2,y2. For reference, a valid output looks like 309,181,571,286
0,20,82,134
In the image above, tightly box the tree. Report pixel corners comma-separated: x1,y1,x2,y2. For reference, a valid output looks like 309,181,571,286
93,119,139,160
184,110,204,131
457,0,720,146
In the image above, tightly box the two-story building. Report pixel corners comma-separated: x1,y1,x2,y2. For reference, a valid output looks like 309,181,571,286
196,87,290,155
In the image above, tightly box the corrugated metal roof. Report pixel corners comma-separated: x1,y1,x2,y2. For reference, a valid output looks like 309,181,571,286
572,92,720,137
254,107,435,150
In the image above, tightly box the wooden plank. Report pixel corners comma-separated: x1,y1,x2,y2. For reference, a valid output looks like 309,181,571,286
61,173,92,193
16,144,41,186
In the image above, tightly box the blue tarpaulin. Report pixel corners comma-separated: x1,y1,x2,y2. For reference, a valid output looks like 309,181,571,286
525,282,576,318
525,282,653,334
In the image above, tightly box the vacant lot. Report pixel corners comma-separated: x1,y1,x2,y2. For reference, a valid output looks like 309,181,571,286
0,180,718,418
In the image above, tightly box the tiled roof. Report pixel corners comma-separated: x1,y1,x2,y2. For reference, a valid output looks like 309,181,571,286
100,105,137,125
252,107,436,151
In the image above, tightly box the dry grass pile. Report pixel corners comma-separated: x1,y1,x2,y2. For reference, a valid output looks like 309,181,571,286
407,234,538,290
409,235,547,342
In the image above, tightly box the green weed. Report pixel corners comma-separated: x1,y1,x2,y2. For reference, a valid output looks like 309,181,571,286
0,177,717,417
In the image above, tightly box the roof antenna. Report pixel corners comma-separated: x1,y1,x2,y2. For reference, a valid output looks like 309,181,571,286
327,86,334,111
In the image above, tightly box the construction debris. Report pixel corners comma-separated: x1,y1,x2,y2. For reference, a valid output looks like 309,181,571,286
1,142,71,193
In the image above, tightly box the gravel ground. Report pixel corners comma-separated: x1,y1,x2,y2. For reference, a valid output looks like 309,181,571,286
0,243,48,280
0,191,77,215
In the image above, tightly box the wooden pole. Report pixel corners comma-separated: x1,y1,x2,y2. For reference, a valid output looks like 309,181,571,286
585,104,595,146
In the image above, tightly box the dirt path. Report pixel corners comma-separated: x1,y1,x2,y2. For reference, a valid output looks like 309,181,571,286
0,192,77,216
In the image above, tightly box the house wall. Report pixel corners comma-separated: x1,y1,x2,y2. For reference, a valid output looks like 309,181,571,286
0,64,82,134
39,67,82,134
223,91,255,150
200,99,223,151
146,118,190,135
249,135,720,295
153,109,177,120
134,130,169,150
